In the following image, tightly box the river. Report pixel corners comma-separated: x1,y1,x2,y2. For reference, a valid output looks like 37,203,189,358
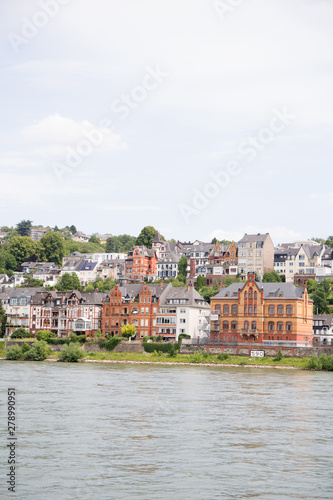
0,361,333,499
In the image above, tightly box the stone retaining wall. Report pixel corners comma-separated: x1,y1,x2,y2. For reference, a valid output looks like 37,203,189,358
180,343,333,358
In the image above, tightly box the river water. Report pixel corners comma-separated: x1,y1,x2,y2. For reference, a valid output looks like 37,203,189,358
0,361,333,500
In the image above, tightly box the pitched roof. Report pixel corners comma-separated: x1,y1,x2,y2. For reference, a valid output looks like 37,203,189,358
212,281,306,300
160,285,210,308
238,233,270,243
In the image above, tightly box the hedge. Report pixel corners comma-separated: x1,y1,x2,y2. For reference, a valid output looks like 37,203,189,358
143,342,177,353
99,336,121,351
47,338,71,345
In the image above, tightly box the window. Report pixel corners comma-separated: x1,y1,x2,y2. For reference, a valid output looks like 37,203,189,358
287,305,293,315
254,291,257,298
244,321,249,330
231,321,237,330
223,321,228,331
254,305,257,314
232,305,238,315
268,321,274,332
269,305,275,315
249,305,253,314
286,322,292,332
278,305,283,315
223,304,229,314
215,305,221,315
249,290,253,298
277,322,283,332
245,291,247,298
244,305,247,314
180,319,186,324
251,321,256,330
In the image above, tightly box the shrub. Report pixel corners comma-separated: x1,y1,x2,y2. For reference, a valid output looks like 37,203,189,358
24,341,51,361
168,345,178,357
11,327,31,339
217,353,229,361
6,345,23,360
99,335,121,351
273,349,283,362
47,338,70,345
307,354,322,370
327,355,333,371
59,343,85,362
189,352,204,363
36,330,56,342
239,360,247,366
21,343,31,353
143,342,176,354
69,332,78,342
319,353,328,370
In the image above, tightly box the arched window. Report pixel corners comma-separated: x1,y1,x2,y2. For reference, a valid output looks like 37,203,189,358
251,321,256,330
286,322,292,332
105,308,109,315
269,305,275,315
232,305,238,315
254,291,257,299
249,305,253,314
223,321,229,331
249,289,253,298
244,321,249,330
223,304,229,314
254,305,257,314
287,305,293,315
215,304,221,315
277,322,283,332
278,305,283,315
112,307,115,314
268,321,274,332
231,321,237,330
245,291,247,298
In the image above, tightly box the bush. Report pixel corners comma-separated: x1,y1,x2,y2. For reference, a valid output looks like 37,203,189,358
99,335,121,351
59,343,85,362
143,342,176,354
47,338,71,345
36,330,56,341
273,349,283,362
189,352,204,363
69,331,78,342
319,353,328,370
11,328,31,339
21,343,31,353
76,335,86,344
6,345,23,360
24,341,51,361
168,345,178,357
307,354,322,370
217,353,229,361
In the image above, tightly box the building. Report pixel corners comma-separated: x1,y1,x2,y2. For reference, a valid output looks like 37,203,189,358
30,290,106,337
206,241,238,286
102,283,171,338
156,284,210,342
0,287,46,336
312,315,333,346
95,234,113,245
72,232,90,243
275,243,326,283
210,272,313,347
124,246,158,283
29,227,50,241
237,233,274,279
157,252,180,279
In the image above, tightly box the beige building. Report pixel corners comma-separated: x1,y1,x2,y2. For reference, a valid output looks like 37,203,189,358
237,233,274,279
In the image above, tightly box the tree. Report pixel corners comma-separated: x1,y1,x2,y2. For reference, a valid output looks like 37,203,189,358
311,280,333,314
121,324,137,338
0,301,7,338
196,275,206,290
39,231,65,265
57,273,81,291
20,275,44,288
178,255,188,278
52,225,60,232
16,220,33,236
199,285,219,303
59,342,85,362
105,237,119,253
211,237,217,244
136,226,162,248
220,276,241,287
7,236,38,266
263,271,282,283
306,279,318,294
89,235,100,244
254,272,261,282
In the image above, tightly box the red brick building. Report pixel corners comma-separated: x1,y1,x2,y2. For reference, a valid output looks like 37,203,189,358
210,272,313,346
124,246,158,283
102,283,171,338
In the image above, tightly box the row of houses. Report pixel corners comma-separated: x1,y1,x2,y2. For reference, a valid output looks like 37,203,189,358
1,274,332,346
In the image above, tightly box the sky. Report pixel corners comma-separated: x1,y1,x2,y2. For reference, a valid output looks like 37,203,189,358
0,0,332,246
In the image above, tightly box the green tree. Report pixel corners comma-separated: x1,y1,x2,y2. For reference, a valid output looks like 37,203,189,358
311,280,331,314
196,275,206,290
0,301,7,338
263,271,282,283
136,226,162,248
68,225,77,235
306,279,318,294
105,237,119,253
121,324,137,338
24,341,51,361
20,275,44,287
39,231,65,265
178,255,188,278
89,235,100,244
199,285,219,303
16,220,33,236
11,327,31,339
211,237,217,244
7,236,38,266
57,273,81,291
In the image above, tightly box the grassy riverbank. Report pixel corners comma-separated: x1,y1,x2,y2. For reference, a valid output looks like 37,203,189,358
45,349,309,369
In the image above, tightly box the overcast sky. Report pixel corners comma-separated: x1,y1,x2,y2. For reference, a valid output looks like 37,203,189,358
0,0,332,245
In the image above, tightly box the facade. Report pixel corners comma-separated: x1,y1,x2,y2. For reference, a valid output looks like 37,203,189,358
0,287,45,336
210,272,313,346
124,246,158,283
29,227,50,241
275,243,326,283
102,283,171,338
206,241,238,285
30,290,106,337
157,252,180,279
72,232,90,243
312,315,333,346
237,233,274,279
156,285,210,342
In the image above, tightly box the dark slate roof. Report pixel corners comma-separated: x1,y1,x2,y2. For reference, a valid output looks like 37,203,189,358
238,233,270,243
153,231,163,243
313,314,333,326
160,285,210,308
75,261,98,271
157,252,180,264
212,281,306,300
